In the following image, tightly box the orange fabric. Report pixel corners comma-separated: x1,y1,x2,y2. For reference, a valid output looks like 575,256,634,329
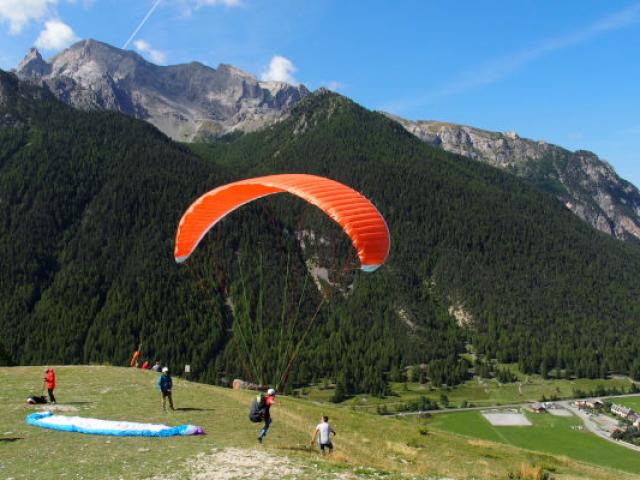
44,369,55,389
130,351,140,367
174,174,390,270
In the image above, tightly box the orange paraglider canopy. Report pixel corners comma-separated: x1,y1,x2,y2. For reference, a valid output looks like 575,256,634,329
174,174,390,271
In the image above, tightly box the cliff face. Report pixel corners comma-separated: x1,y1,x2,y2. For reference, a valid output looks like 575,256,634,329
15,40,309,142
388,115,640,242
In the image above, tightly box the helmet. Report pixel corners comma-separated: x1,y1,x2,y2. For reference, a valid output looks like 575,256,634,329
267,388,276,396
162,367,169,373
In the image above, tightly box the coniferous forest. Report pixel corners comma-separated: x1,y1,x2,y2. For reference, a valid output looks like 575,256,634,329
2,70,640,394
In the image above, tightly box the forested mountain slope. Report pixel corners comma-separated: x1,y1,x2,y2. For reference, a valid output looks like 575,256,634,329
1,70,640,395
195,91,640,381
0,69,213,370
0,70,437,392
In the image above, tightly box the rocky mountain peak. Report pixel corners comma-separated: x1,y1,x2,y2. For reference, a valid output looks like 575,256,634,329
15,39,309,141
20,47,42,64
217,63,256,81
504,131,518,140
17,47,51,78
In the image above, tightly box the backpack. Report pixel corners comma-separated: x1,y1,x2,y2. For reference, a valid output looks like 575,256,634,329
158,374,172,392
27,395,47,404
248,394,265,422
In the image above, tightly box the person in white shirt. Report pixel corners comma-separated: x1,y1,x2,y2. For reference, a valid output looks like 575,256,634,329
311,415,336,454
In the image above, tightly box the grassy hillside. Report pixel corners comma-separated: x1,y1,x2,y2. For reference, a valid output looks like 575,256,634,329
1,366,638,480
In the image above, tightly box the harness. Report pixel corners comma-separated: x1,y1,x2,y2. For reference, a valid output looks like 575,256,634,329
248,394,267,422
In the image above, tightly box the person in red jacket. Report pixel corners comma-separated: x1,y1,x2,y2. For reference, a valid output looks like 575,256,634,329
43,368,56,404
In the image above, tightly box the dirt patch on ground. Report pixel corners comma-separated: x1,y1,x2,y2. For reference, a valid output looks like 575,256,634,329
149,447,443,480
149,448,303,480
188,448,303,479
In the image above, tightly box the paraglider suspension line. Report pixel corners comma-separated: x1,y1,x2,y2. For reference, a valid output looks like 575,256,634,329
276,296,326,392
186,260,257,383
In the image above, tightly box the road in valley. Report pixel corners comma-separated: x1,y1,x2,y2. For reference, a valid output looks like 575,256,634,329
560,400,640,453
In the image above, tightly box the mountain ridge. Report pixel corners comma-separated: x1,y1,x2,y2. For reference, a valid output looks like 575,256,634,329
15,39,309,142
15,39,640,244
386,113,640,242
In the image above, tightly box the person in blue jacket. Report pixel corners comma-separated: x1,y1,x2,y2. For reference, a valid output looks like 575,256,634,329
157,367,174,411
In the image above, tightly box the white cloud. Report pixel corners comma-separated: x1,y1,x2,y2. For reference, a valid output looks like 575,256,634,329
133,39,167,64
0,0,57,34
35,19,78,51
322,80,343,92
260,55,298,85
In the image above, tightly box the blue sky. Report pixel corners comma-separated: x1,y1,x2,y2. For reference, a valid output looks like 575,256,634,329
1,0,639,186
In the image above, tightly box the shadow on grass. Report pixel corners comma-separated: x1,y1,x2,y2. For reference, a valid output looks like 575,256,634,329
0,437,23,442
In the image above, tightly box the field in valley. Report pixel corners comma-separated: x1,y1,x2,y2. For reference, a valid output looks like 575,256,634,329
428,409,640,474
296,371,634,413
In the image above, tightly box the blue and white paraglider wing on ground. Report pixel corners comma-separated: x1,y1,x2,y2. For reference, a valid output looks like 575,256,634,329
26,411,204,437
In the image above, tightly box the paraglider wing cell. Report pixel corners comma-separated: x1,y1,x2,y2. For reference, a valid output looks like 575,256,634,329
174,174,390,271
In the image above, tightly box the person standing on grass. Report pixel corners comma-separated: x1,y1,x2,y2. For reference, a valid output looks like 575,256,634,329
157,367,174,411
43,368,56,404
311,415,336,454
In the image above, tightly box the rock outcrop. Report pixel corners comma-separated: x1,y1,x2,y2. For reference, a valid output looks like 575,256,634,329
15,40,309,141
388,115,640,242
